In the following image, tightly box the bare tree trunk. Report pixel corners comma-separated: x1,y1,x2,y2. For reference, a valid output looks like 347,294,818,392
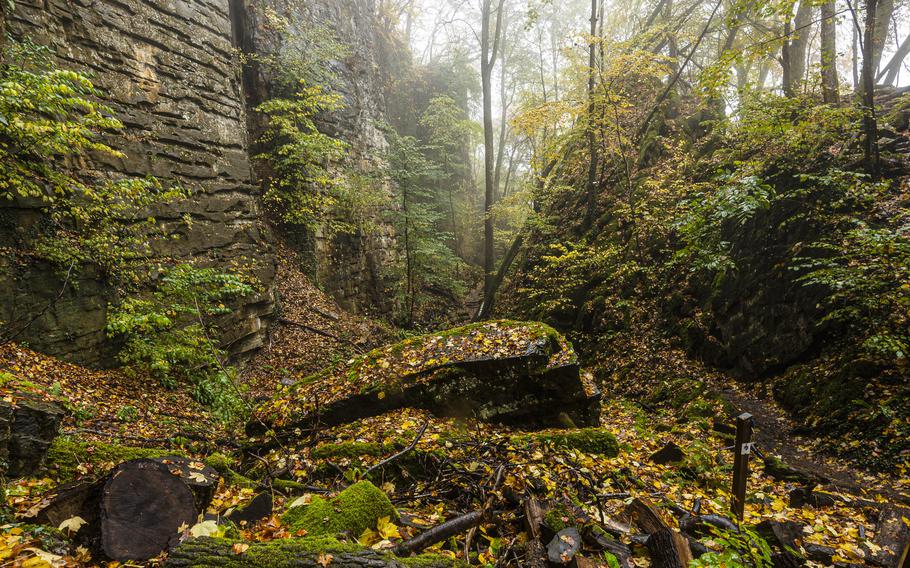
878,32,910,85
821,1,840,103
872,0,893,72
584,0,599,229
480,0,504,309
784,2,813,96
862,0,882,178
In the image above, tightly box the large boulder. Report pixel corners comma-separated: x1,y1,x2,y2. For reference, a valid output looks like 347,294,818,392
249,321,601,438
0,392,65,477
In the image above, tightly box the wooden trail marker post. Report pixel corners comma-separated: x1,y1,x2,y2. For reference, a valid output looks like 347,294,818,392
731,412,754,521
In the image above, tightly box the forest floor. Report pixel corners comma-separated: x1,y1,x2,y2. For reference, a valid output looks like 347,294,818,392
1,252,908,567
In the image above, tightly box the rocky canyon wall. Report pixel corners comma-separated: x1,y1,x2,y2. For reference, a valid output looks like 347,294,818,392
1,0,277,365
234,0,398,315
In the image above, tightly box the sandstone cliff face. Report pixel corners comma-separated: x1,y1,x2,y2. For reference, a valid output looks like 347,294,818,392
1,0,277,365
235,0,397,315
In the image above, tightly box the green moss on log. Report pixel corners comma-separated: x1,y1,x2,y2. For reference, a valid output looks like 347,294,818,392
45,437,184,480
282,481,398,537
312,441,385,459
515,428,619,457
166,536,456,567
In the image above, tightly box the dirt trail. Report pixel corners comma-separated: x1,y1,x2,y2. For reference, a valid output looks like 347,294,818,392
715,381,910,505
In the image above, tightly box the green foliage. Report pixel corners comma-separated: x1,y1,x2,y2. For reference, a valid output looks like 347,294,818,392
799,223,910,363
106,264,254,419
282,481,397,537
383,129,467,326
0,39,122,202
256,84,348,232
247,7,350,94
689,525,773,568
0,39,187,278
673,174,773,275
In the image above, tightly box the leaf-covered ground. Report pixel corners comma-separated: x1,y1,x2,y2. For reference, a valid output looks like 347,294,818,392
1,261,908,567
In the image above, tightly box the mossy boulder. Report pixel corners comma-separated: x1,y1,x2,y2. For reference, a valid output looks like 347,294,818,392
251,320,600,438
282,481,398,537
166,536,457,567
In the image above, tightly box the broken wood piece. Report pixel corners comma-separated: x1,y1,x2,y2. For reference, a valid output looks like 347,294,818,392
393,509,489,556
870,505,910,568
626,497,668,535
523,497,547,568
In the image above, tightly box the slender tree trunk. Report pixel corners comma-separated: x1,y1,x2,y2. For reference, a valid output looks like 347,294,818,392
853,20,860,87
584,0,599,229
821,1,840,104
402,183,413,326
480,0,503,309
781,19,794,96
862,0,882,178
783,2,813,96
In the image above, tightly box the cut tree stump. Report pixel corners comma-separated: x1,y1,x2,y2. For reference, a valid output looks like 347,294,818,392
871,506,910,568
626,498,667,535
166,537,456,567
31,458,216,562
523,497,547,568
152,456,220,513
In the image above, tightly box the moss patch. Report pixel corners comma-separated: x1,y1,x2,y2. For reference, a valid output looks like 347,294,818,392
204,453,257,488
311,441,385,460
282,480,397,537
45,437,184,480
516,428,620,457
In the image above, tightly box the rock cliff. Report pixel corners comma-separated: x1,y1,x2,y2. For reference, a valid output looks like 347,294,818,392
1,0,276,365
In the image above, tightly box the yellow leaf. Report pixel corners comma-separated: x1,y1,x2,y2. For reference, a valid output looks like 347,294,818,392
232,543,249,555
58,515,87,534
317,552,333,567
376,516,401,540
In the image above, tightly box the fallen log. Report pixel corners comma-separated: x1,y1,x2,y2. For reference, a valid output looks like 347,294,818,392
166,537,456,567
31,458,217,562
393,509,488,556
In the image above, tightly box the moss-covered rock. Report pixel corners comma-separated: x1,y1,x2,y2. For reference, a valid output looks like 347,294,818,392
515,428,620,457
45,437,184,480
250,320,600,437
282,481,398,537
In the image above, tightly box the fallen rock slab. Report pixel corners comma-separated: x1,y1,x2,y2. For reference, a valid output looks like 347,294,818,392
249,321,601,438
